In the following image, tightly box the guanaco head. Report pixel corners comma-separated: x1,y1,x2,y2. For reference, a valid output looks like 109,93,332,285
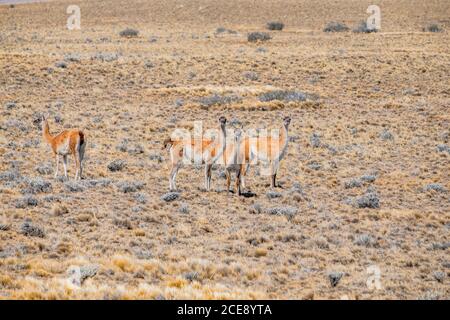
219,116,227,129
219,116,227,125
283,116,291,129
40,114,49,131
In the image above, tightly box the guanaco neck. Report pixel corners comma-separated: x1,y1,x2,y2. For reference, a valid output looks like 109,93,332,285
233,133,242,164
42,121,53,144
218,124,226,151
280,123,289,147
213,123,227,164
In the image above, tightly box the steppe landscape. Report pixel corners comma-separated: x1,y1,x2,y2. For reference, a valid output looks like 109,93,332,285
0,0,449,299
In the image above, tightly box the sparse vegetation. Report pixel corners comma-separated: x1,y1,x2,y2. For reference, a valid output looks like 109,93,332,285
353,21,378,33
198,93,242,108
310,133,321,148
134,192,148,204
328,272,343,287
419,290,443,300
145,61,155,68
114,218,133,229
179,202,190,213
247,32,272,42
243,71,259,81
64,181,85,192
55,61,67,68
64,53,81,62
266,191,282,199
1,0,447,300
436,144,450,154
35,163,53,175
51,204,69,216
116,181,144,193
266,21,284,31
423,23,443,33
22,177,52,194
184,271,199,282
433,271,445,283
92,52,119,62
345,174,377,189
84,179,112,188
20,221,45,238
149,153,164,163
249,203,263,214
5,102,16,109
79,265,99,283
108,159,127,172
161,192,180,202
423,183,446,193
344,178,362,189
175,98,184,107
0,169,21,183
355,191,380,209
116,139,129,152
265,206,297,219
354,234,377,247
379,129,394,140
258,90,307,102
15,195,38,208
360,174,377,183
324,22,349,32
215,27,237,35
116,139,144,155
431,242,450,250
119,28,139,37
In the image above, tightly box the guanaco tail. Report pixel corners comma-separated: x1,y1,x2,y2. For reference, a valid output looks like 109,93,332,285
41,115,86,180
164,116,227,191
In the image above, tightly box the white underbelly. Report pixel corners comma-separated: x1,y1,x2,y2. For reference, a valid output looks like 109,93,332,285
183,145,204,164
56,140,70,155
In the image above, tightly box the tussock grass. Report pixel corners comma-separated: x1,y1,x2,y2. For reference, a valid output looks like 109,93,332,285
266,21,284,31
248,32,271,42
324,22,349,32
423,23,443,33
119,28,139,37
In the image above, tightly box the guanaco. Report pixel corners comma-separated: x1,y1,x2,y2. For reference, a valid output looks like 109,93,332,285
163,117,227,191
41,115,86,180
231,116,291,192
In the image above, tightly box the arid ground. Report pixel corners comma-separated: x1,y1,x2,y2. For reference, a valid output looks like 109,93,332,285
0,0,449,299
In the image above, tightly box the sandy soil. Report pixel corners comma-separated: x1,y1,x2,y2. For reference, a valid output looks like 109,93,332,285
0,0,449,299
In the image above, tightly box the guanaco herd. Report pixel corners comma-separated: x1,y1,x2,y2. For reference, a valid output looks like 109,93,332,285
41,115,291,196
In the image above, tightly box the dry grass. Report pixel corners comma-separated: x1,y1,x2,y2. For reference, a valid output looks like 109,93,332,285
0,0,449,300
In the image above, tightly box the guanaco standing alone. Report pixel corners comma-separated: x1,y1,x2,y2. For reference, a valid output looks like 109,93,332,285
41,115,86,180
163,117,227,191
